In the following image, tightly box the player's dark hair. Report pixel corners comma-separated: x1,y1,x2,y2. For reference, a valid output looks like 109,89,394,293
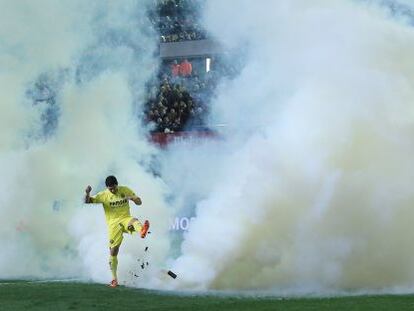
105,175,118,187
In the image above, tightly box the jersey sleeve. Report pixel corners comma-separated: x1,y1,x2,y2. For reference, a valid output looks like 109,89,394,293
91,191,105,204
123,186,136,197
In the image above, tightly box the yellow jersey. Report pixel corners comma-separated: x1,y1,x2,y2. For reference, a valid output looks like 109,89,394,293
91,186,136,225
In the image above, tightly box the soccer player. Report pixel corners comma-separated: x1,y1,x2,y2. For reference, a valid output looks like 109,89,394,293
84,175,150,288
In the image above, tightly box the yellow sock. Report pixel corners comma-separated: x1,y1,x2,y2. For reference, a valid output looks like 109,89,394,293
109,255,118,280
131,220,142,233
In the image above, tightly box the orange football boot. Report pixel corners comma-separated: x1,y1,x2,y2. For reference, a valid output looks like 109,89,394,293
140,220,150,238
108,279,118,288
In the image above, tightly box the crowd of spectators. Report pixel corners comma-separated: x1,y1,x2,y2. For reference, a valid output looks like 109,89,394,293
144,0,217,133
145,1,245,134
145,73,208,133
148,0,207,42
144,55,244,133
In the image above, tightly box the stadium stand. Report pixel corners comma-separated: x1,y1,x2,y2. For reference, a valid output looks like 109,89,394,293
148,0,207,42
145,0,214,134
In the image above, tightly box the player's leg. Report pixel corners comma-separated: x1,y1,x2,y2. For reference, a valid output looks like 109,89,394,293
108,225,123,287
127,218,150,238
109,245,120,287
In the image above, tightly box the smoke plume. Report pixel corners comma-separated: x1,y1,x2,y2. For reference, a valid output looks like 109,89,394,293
0,0,170,286
165,0,414,294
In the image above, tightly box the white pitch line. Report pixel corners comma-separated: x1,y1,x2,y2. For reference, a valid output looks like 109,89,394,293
0,278,84,285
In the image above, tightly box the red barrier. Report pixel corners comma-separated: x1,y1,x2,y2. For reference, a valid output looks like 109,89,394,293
150,130,217,147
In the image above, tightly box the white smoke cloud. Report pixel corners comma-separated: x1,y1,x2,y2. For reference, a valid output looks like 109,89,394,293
164,0,414,294
4,0,414,296
0,0,171,286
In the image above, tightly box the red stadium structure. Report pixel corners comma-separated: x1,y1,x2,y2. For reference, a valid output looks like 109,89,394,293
150,130,218,147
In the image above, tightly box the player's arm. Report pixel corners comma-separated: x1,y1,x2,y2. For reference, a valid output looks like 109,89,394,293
128,195,142,206
124,187,142,205
84,185,93,204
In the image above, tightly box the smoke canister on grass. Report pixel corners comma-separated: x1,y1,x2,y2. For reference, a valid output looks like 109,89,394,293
167,270,177,279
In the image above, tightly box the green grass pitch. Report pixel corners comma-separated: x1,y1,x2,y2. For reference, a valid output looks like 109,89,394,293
1,281,414,310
